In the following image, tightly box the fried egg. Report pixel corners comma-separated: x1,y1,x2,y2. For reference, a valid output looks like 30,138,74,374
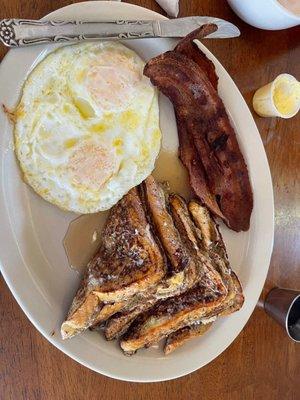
14,42,161,213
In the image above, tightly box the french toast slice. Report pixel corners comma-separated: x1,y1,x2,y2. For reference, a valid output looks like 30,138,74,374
140,176,199,293
164,321,213,355
61,186,166,339
164,272,244,354
188,200,244,314
164,201,244,353
120,284,225,355
168,194,226,295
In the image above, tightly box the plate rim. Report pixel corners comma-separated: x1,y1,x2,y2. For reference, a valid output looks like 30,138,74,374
0,0,274,382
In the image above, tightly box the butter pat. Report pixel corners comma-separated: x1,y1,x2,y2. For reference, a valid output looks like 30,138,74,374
253,74,300,118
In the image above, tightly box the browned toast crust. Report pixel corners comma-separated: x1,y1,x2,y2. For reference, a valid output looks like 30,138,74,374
164,322,213,355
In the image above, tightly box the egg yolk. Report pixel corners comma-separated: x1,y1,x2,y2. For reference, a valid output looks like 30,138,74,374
68,143,117,190
86,51,141,111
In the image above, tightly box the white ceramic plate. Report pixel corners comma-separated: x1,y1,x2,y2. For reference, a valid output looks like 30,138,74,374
0,1,274,382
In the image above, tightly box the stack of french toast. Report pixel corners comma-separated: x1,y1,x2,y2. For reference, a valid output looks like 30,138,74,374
61,175,244,355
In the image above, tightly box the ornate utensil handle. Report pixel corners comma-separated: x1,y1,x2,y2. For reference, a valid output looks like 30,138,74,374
0,19,157,47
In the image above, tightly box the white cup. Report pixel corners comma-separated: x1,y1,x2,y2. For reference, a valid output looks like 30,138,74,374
227,0,300,30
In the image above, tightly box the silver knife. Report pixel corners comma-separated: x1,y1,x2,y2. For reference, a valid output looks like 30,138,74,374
0,17,240,47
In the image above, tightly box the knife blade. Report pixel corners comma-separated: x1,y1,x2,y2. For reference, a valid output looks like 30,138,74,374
0,17,240,47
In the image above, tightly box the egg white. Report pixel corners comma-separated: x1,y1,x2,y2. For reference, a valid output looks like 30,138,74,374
14,42,161,213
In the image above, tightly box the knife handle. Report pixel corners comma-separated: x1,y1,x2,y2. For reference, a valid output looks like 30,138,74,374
0,19,157,47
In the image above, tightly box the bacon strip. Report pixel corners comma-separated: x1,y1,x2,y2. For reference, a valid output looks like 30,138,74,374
144,30,253,231
174,25,219,90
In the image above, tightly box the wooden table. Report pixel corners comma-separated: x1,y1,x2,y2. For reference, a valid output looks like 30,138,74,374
0,1,299,399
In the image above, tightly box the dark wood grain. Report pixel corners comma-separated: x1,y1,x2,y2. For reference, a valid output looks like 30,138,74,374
0,1,299,399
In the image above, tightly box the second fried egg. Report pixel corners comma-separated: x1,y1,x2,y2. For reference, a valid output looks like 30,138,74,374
14,42,161,213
